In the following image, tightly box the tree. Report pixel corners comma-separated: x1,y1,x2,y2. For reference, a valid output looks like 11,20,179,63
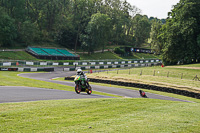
109,0,140,45
0,0,144,49
0,0,26,22
0,8,17,47
150,19,163,54
133,15,151,46
19,21,39,45
161,0,200,64
72,0,92,53
82,12,112,53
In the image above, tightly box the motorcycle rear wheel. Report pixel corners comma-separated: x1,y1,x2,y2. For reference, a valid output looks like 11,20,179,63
87,85,92,95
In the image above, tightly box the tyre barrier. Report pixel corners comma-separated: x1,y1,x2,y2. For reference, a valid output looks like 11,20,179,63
65,77,200,99
0,67,54,72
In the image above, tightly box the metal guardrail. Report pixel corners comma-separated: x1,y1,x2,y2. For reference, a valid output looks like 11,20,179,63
0,59,162,67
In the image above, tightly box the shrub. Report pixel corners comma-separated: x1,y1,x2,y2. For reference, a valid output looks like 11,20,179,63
114,47,125,55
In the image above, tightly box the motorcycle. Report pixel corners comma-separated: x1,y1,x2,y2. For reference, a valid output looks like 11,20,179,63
74,75,92,95
139,89,147,98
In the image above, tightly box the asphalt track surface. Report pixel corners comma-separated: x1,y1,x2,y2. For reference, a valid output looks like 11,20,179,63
0,70,192,103
0,86,111,103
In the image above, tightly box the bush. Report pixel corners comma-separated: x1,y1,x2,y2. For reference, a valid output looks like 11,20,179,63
114,47,125,55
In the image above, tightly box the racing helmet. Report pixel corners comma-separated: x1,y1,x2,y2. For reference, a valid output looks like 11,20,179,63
77,69,82,75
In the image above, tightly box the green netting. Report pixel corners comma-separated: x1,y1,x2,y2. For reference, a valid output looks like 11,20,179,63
29,47,77,57
42,48,64,56
30,47,49,56
57,49,75,57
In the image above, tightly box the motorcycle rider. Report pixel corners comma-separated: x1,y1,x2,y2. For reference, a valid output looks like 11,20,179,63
76,69,89,87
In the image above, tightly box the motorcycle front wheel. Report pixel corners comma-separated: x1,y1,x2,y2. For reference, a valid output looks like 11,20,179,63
75,84,81,94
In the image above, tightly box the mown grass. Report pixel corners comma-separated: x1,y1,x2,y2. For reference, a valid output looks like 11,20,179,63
0,51,121,61
0,50,160,61
0,51,74,62
87,65,200,93
121,53,160,59
79,51,122,60
132,53,160,59
0,71,70,90
0,98,200,133
0,51,37,60
175,63,200,67
79,51,160,60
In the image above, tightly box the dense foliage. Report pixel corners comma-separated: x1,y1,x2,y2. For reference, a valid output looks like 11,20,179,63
4,0,198,64
150,0,200,64
114,47,125,55
0,0,157,53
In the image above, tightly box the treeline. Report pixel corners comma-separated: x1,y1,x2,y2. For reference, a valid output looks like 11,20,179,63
150,0,200,64
0,0,165,53
4,0,198,65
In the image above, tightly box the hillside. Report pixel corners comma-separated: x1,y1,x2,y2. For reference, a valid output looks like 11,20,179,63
0,50,160,61
0,51,38,61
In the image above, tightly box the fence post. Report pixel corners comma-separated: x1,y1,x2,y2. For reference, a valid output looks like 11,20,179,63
167,72,169,77
193,75,199,81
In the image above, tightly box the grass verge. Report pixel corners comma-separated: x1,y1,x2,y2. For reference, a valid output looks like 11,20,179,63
0,71,71,91
0,98,200,133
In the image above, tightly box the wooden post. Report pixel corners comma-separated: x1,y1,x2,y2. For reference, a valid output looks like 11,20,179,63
167,72,169,77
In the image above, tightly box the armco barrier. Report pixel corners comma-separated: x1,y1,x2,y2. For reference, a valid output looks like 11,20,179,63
63,63,161,71
0,59,161,67
0,68,54,72
65,77,200,99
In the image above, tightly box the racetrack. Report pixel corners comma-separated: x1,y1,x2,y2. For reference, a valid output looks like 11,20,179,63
17,71,192,103
0,86,112,103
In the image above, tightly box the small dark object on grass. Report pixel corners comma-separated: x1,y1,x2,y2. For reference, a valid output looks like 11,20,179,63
139,89,147,98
